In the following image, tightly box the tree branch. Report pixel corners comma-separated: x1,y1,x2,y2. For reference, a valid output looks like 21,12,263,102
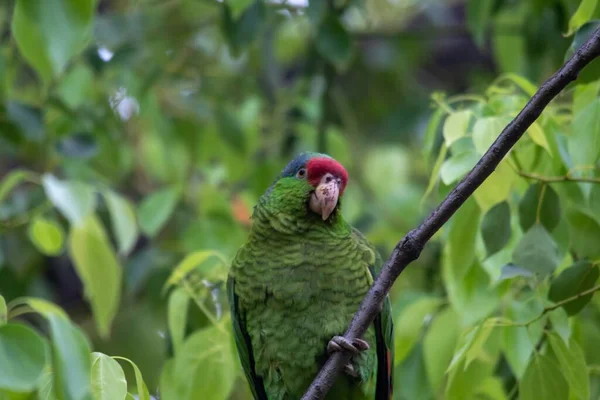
301,27,600,400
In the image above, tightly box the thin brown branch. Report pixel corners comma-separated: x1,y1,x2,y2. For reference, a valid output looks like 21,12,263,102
302,27,600,400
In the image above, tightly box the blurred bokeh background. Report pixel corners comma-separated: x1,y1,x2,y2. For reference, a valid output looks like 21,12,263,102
0,0,596,399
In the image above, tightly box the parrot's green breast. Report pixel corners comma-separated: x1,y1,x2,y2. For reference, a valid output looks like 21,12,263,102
231,202,379,400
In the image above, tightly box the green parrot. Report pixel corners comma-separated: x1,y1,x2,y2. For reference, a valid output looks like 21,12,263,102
228,152,394,400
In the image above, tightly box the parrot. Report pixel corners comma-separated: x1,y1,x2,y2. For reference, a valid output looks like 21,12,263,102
227,152,394,400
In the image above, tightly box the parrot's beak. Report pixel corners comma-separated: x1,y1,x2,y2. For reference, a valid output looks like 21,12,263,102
309,173,340,221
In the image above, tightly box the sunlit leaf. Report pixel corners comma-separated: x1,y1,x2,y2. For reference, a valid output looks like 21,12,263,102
443,110,472,147
163,250,228,292
137,187,180,237
473,161,515,212
547,333,589,400
28,217,65,256
440,149,479,185
168,288,190,355
90,352,127,400
472,116,511,154
512,224,559,277
549,261,599,316
0,324,47,392
12,0,96,83
394,297,442,364
447,318,499,371
42,174,96,225
112,357,150,400
527,122,552,156
68,215,122,338
103,191,138,255
565,0,598,36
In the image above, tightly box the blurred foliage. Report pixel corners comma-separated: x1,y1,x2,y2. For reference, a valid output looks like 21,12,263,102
2,0,600,399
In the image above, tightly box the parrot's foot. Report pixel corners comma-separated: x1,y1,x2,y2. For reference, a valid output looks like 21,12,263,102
343,363,359,378
327,336,369,355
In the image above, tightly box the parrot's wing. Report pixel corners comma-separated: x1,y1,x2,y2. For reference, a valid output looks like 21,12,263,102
227,275,268,400
353,228,395,400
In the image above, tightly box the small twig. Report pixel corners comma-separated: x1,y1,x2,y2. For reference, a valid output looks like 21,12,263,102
302,26,600,400
518,170,600,184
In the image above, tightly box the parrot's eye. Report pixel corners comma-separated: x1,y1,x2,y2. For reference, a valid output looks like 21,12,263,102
296,168,307,179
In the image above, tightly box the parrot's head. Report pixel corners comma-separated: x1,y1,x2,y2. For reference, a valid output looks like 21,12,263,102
264,152,348,222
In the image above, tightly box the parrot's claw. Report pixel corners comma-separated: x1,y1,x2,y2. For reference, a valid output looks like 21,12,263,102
327,336,369,355
343,363,359,378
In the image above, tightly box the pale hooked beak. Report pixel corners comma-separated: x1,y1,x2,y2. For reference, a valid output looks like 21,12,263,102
309,173,341,220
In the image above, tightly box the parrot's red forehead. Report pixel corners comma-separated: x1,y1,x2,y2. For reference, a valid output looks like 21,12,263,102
306,157,349,192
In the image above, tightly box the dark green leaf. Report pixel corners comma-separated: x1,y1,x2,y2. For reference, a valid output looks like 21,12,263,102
519,184,561,232
520,353,568,400
90,352,127,400
512,224,559,277
315,15,355,70
215,108,246,154
56,133,98,159
467,0,494,47
547,333,590,400
137,187,180,237
68,215,122,338
6,102,44,142
0,324,48,392
566,21,600,84
567,208,600,259
549,261,599,316
481,201,511,257
307,0,328,25
12,0,96,83
103,191,138,256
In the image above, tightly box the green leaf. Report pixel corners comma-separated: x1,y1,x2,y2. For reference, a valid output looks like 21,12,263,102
512,224,559,277
443,110,472,147
38,368,56,400
423,108,445,166
547,333,590,400
160,325,235,400
473,161,515,212
0,170,38,204
549,307,571,345
446,358,496,400
56,133,98,160
137,187,180,237
570,97,600,167
12,0,96,83
394,297,442,364
56,64,94,109
440,149,479,185
527,122,552,156
549,261,599,316
519,184,561,232
481,201,511,257
168,288,190,355
0,296,5,326
315,15,354,70
520,353,569,400
227,0,254,20
497,73,537,96
19,298,93,400
90,352,127,400
68,215,122,338
0,324,48,392
215,108,246,154
423,307,460,392
112,357,150,400
502,297,545,378
307,0,327,25
447,318,499,371
466,0,494,47
567,209,600,259
5,102,45,142
423,145,447,201
472,116,512,154
28,217,64,256
42,174,96,225
474,376,507,400
565,0,598,36
103,191,138,255
163,250,228,292
448,198,480,278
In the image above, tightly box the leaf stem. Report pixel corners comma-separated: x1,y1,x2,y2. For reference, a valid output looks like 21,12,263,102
517,170,600,184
